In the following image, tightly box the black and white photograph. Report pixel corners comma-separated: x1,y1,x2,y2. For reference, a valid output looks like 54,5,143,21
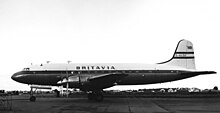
0,0,219,113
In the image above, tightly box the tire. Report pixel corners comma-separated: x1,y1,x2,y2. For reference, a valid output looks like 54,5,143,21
88,93,93,100
30,96,36,102
95,94,103,102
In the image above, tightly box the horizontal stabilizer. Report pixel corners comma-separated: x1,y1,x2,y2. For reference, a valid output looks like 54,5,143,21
179,71,217,78
187,71,217,75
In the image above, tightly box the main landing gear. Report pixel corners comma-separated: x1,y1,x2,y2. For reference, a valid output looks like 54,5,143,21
87,91,103,102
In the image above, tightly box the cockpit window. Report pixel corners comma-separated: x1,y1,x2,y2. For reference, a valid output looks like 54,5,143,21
23,68,30,71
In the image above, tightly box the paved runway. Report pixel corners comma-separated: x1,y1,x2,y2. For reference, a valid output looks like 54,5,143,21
2,96,220,113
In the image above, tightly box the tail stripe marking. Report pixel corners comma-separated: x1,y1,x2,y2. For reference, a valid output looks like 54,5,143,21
175,52,194,54
172,57,195,59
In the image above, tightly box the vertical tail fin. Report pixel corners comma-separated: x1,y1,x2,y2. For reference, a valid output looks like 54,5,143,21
158,39,196,70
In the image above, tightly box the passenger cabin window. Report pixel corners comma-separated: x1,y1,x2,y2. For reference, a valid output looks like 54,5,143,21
23,68,30,71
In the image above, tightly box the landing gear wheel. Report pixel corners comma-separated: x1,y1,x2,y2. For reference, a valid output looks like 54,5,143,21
88,93,94,100
95,94,103,102
87,92,104,102
30,96,36,102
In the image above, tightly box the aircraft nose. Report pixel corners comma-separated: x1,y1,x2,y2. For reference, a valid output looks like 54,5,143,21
11,71,24,82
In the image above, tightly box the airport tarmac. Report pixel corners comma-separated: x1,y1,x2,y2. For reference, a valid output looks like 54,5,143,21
2,95,220,113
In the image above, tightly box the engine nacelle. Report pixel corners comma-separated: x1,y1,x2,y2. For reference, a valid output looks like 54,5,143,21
57,73,119,91
57,74,91,89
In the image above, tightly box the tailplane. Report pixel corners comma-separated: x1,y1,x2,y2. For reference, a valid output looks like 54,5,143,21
158,39,196,70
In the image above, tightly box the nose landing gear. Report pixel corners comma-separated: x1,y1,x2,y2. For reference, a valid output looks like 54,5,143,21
28,85,52,102
30,96,36,102
30,86,36,102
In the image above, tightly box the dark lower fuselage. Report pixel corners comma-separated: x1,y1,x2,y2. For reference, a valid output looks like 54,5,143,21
12,70,198,88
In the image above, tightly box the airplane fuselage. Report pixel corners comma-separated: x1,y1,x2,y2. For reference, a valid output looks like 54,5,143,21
12,63,203,90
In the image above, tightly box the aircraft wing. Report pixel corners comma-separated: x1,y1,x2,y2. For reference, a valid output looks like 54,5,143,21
57,72,128,90
86,73,128,90
89,73,127,80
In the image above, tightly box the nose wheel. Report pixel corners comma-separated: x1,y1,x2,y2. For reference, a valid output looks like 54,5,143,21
29,86,37,102
30,96,36,102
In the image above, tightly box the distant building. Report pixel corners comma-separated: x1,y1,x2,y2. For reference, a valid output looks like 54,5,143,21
160,89,165,93
189,88,201,92
0,90,5,93
168,88,175,93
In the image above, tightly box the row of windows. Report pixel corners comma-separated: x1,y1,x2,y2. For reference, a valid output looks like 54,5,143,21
24,70,181,74
23,68,30,71
62,70,180,74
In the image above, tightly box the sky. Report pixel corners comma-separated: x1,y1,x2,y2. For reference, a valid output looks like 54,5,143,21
0,0,219,91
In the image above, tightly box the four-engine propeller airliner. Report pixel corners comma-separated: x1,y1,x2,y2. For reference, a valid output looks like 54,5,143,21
11,39,216,101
